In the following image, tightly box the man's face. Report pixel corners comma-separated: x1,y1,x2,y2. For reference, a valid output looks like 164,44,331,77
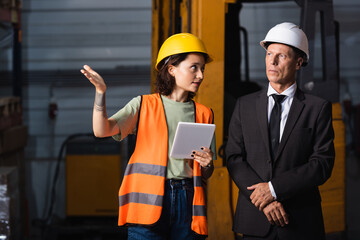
265,43,303,87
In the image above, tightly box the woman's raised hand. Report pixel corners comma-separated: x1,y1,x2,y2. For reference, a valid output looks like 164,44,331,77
81,65,106,93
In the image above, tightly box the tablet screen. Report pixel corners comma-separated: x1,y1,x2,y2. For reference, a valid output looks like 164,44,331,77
170,122,215,159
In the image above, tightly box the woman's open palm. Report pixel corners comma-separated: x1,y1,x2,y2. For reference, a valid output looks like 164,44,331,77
81,65,106,93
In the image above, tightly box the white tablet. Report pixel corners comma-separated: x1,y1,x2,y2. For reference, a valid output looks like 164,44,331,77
170,122,216,159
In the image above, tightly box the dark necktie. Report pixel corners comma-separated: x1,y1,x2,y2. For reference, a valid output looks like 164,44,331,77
269,94,286,160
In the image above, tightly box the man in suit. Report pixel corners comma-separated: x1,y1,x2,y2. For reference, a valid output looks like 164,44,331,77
226,22,335,240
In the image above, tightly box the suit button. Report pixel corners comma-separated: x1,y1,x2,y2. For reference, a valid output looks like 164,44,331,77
267,160,271,164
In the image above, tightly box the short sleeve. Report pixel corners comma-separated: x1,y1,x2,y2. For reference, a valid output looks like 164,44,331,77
109,96,141,141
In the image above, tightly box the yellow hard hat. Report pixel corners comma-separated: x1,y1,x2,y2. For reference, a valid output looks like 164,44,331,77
155,33,212,70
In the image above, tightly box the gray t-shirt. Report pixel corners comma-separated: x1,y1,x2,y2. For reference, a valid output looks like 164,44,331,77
110,95,216,179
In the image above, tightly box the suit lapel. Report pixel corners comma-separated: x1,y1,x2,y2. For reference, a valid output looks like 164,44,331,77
275,89,305,161
256,91,272,158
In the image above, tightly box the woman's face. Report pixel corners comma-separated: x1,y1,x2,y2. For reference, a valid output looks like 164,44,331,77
168,53,206,94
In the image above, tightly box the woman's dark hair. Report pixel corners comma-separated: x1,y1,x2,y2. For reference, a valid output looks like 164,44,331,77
155,52,208,101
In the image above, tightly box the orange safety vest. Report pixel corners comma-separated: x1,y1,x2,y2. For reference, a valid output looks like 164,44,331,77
118,93,214,236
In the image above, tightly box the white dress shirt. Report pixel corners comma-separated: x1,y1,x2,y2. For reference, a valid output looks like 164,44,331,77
267,82,297,199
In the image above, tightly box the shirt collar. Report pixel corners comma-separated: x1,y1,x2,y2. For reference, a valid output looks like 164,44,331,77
267,82,297,98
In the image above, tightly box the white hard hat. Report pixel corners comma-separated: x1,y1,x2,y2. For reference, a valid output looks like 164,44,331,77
260,22,309,65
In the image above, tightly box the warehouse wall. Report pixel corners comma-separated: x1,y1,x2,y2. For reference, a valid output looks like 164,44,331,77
22,0,151,70
19,0,152,161
18,0,153,229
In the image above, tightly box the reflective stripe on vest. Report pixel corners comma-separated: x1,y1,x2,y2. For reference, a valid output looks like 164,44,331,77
193,205,207,216
117,93,213,236
124,162,167,177
193,176,203,187
119,192,163,207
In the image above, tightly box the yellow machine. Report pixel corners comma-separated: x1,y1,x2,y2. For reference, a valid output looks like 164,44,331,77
151,0,345,238
66,136,122,217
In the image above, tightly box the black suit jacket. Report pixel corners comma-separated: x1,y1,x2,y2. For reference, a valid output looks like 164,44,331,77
226,88,335,239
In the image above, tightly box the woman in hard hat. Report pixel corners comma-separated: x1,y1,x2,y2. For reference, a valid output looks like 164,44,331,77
81,33,215,240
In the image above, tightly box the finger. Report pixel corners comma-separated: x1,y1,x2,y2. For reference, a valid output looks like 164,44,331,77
259,200,268,211
249,191,255,200
279,206,289,225
80,68,89,76
83,65,92,71
192,151,204,161
270,211,280,226
192,154,203,163
193,150,210,158
264,211,274,225
81,70,93,80
247,184,258,190
83,65,92,75
80,68,93,78
268,212,275,225
84,65,99,76
254,201,261,210
193,155,212,167
274,209,285,227
82,72,96,83
200,147,211,153
250,189,261,200
195,147,213,156
250,196,255,205
201,148,213,159
252,197,262,209
193,151,212,165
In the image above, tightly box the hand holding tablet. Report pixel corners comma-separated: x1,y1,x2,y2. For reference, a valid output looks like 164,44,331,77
170,122,216,159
